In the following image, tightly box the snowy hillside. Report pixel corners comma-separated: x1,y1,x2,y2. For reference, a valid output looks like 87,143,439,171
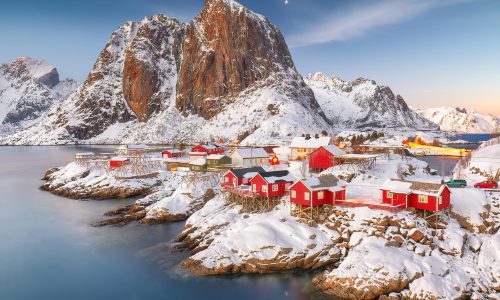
416,107,499,133
305,72,435,130
0,57,78,136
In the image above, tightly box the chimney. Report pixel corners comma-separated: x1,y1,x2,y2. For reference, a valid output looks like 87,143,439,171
315,134,319,139
305,134,311,140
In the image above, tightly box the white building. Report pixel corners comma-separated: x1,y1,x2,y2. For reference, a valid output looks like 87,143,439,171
229,148,269,168
289,134,332,160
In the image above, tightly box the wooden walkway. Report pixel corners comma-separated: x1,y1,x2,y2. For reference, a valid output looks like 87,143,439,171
334,199,405,212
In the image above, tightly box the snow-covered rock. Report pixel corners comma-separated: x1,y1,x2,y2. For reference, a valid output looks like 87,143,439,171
453,137,500,183
0,57,78,136
416,106,499,133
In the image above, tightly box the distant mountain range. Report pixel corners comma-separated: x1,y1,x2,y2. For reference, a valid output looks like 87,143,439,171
0,0,495,145
415,107,499,134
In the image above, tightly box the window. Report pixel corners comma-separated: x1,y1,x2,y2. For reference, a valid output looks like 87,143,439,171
438,196,442,205
252,184,257,192
233,178,237,185
304,192,310,201
262,185,268,192
418,194,428,203
285,183,291,190
387,191,393,198
225,177,229,183
243,178,248,184
318,191,324,200
272,184,278,192
291,190,296,198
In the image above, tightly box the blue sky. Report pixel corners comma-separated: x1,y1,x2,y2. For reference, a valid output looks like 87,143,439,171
1,0,499,114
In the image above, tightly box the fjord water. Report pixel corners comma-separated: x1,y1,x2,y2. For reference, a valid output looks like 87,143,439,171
0,146,319,300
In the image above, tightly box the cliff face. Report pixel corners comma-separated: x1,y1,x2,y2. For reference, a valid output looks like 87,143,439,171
175,0,298,118
122,15,185,121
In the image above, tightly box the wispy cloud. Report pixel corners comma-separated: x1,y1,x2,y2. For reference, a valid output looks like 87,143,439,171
288,0,468,47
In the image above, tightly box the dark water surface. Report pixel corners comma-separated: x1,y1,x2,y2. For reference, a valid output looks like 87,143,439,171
0,146,323,300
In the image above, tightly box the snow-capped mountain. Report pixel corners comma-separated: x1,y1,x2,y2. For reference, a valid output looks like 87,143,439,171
305,72,435,130
415,107,499,133
0,57,78,136
1,0,330,145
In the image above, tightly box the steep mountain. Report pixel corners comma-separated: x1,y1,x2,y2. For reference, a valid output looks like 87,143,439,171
2,0,330,145
415,107,499,133
305,72,435,130
0,57,78,136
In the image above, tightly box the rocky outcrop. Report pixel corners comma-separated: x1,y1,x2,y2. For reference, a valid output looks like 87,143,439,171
175,0,307,119
40,163,162,200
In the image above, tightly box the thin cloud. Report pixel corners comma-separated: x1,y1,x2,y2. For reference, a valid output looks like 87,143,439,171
288,0,469,47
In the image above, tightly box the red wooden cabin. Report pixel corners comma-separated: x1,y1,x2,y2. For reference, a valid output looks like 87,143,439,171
191,144,224,155
110,156,130,168
380,179,451,211
223,167,266,187
249,171,295,197
289,174,346,207
309,145,345,171
162,149,183,159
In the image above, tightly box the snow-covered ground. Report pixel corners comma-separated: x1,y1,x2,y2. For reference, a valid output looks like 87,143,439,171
453,138,500,183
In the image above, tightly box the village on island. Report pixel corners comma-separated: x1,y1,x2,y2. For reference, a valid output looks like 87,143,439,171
42,131,500,299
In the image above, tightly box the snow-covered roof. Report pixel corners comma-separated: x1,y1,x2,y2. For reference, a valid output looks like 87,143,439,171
206,154,227,160
189,151,207,155
190,158,206,166
290,136,331,148
110,156,129,161
296,174,345,192
231,148,268,159
255,170,296,183
321,145,345,156
229,167,266,178
381,179,447,196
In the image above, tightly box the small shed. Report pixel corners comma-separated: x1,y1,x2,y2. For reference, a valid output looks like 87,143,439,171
380,179,451,212
229,148,269,168
309,145,345,171
223,167,266,186
289,174,346,207
162,149,183,159
110,156,130,168
189,158,207,172
249,170,295,198
206,154,231,168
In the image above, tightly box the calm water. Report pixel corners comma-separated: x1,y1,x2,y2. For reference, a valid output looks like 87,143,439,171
0,146,325,300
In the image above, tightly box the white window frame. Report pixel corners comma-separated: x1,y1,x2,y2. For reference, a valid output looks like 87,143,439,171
438,196,442,205
285,183,291,190
418,194,428,203
291,190,296,198
304,192,310,201
224,177,229,183
243,178,248,184
233,178,237,185
387,191,393,198
262,185,267,192
252,184,257,192
318,191,324,200
272,184,278,192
